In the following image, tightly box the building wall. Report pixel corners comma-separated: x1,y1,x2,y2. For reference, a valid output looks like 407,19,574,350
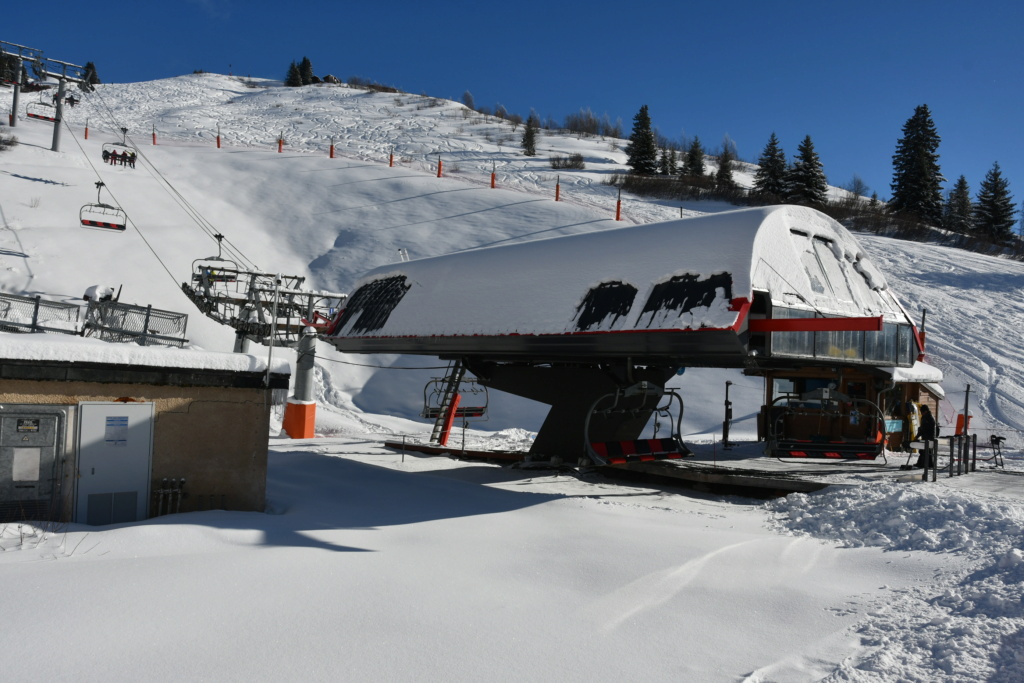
0,379,272,519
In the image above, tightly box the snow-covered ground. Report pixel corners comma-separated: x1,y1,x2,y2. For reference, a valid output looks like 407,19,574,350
1,74,1022,681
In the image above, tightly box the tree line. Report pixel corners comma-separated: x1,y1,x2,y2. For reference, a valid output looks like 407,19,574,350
615,103,1019,257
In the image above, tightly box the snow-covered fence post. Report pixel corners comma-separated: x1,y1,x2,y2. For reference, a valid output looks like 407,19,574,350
555,175,561,201
615,188,622,220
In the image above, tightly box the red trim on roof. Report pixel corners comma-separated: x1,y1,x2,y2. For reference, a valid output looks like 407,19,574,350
748,316,883,333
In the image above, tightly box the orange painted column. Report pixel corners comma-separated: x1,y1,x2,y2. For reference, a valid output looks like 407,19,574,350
437,157,443,177
84,118,89,139
282,400,316,439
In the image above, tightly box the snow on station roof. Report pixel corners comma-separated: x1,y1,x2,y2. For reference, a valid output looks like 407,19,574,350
327,205,916,363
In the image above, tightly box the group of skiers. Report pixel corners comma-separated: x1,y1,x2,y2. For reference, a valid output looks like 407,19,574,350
102,149,136,168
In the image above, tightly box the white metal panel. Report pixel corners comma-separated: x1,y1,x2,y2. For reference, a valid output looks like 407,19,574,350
75,402,154,525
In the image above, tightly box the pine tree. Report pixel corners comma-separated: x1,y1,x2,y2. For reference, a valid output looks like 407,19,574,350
682,137,705,177
625,105,658,175
890,104,944,224
942,175,973,234
298,57,314,86
82,61,101,85
285,62,302,87
752,133,787,201
973,162,1017,243
715,145,735,191
657,146,678,176
461,90,475,111
784,135,828,206
522,113,539,156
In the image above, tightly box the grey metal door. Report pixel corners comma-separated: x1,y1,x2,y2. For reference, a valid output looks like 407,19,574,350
76,402,154,525
0,411,63,522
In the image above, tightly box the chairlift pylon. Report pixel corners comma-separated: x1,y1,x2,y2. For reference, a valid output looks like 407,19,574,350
79,181,127,231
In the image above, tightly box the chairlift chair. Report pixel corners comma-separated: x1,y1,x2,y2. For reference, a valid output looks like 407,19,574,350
421,376,489,421
583,382,691,466
25,94,57,122
102,128,138,165
191,234,241,297
80,181,127,231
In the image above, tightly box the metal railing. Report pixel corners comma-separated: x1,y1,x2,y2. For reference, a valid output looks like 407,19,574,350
0,293,81,335
83,300,189,348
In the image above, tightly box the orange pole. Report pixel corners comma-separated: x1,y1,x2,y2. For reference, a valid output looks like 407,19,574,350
491,172,496,189
329,143,335,158
615,189,622,220
555,176,561,202
389,151,394,167
278,137,283,153
437,157,443,177
84,119,89,139
216,135,221,149
152,127,157,145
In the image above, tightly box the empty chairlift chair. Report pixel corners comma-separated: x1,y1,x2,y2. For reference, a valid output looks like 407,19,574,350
80,181,127,231
584,381,692,466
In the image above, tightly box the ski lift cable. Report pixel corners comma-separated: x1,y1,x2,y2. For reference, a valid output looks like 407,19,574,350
87,87,258,271
61,118,181,287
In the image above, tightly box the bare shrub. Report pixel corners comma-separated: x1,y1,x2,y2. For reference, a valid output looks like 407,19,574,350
549,153,585,170
0,133,18,151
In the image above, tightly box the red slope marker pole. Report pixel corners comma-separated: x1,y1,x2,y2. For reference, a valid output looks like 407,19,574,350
491,161,496,188
152,125,157,145
216,124,221,149
278,131,284,153
84,118,89,140
389,147,394,167
329,137,335,159
616,188,622,220
437,155,443,177
555,175,560,202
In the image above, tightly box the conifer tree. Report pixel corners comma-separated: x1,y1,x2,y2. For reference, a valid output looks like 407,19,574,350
752,132,787,202
682,137,705,177
298,57,314,85
625,105,658,175
285,62,302,87
522,113,539,156
890,104,944,224
715,145,735,191
942,175,973,234
784,135,828,206
657,146,678,176
973,162,1017,243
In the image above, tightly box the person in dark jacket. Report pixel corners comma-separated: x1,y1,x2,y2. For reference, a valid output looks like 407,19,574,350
915,404,938,468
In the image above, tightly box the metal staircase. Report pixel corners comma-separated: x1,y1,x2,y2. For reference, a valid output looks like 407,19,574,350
429,361,466,446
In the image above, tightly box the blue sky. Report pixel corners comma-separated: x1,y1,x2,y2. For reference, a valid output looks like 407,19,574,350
7,1,1023,210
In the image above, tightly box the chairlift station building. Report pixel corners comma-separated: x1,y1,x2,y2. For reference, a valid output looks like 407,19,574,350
327,206,939,460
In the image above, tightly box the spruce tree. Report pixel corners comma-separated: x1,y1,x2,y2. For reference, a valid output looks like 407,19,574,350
784,135,828,206
285,62,302,87
752,133,787,202
715,145,735,191
625,105,658,175
682,137,705,177
657,146,678,176
298,57,314,85
522,113,539,156
890,104,944,224
973,162,1017,243
942,175,973,234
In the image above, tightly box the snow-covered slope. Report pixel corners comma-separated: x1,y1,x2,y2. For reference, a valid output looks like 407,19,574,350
2,73,1022,440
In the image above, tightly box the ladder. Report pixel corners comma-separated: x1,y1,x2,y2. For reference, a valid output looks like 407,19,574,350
429,361,466,446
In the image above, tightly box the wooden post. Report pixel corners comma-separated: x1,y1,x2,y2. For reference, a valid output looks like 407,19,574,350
615,188,622,220
555,175,561,201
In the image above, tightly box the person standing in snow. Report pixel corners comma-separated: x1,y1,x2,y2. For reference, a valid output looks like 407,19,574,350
915,404,938,468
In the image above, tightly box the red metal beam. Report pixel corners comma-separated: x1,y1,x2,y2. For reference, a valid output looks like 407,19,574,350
748,316,883,333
